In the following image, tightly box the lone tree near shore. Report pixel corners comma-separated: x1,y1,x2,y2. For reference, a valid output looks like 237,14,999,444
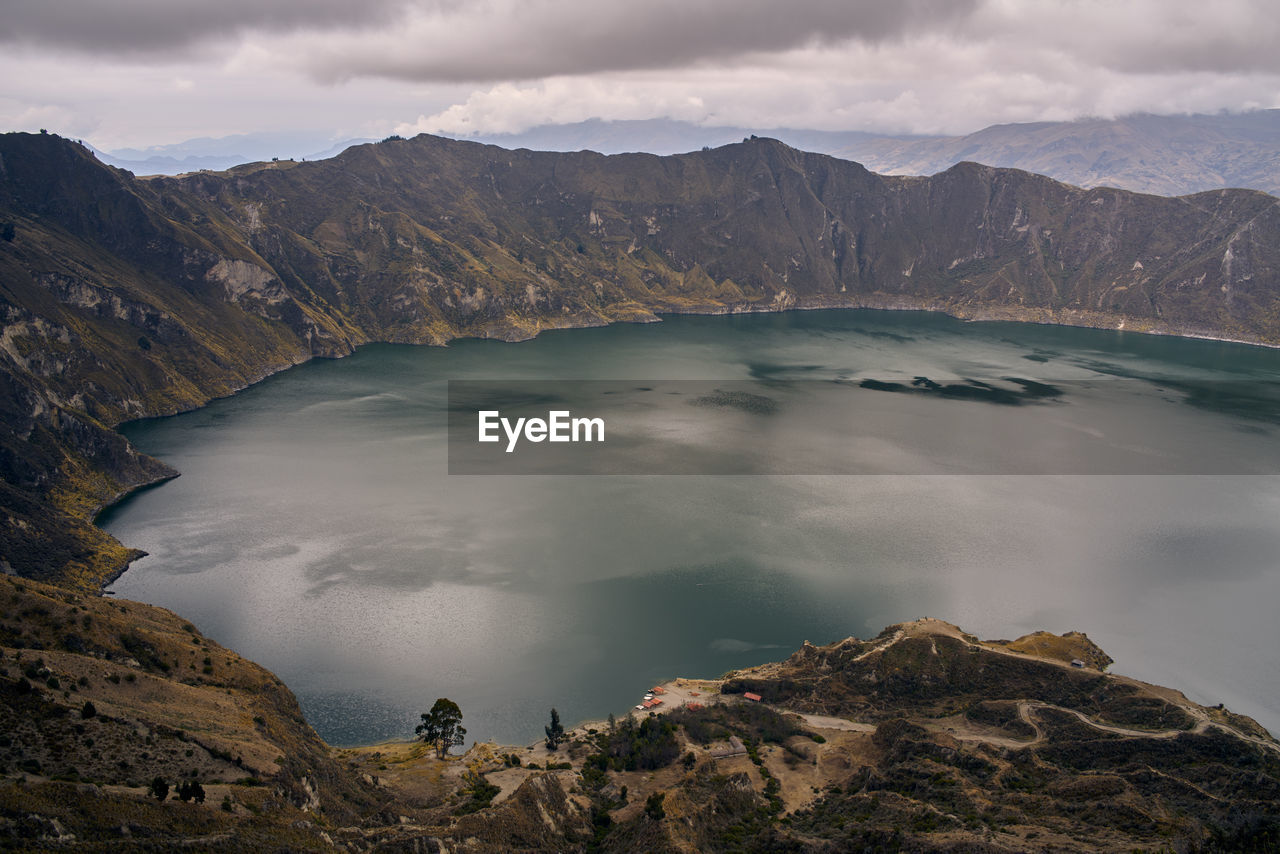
545,708,565,750
416,698,466,759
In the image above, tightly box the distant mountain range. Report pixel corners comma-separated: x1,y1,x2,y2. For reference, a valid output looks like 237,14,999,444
458,112,1280,197
94,112,1280,198
3,130,1280,585
92,131,374,176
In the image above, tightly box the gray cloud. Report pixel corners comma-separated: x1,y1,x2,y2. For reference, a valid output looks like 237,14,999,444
301,0,982,84
7,0,1280,85
4,0,981,76
0,0,417,54
966,0,1280,76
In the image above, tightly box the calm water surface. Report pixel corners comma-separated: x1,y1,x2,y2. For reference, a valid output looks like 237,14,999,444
101,310,1280,744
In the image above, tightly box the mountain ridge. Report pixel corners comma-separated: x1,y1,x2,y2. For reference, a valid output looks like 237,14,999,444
452,111,1280,197
98,111,1280,199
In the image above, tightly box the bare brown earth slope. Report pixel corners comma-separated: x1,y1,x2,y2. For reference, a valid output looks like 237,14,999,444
1,601,1276,851
2,130,1280,586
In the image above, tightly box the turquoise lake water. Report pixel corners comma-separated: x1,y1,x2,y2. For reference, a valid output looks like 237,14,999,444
101,310,1280,745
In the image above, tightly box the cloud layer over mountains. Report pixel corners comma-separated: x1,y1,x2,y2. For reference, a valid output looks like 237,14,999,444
3,0,1279,148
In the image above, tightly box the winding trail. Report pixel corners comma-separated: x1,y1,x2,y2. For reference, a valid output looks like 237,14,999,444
949,700,1280,754
794,621,1280,755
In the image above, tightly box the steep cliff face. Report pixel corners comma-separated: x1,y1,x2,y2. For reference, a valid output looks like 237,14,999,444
0,136,358,587
164,134,1280,344
2,131,1280,583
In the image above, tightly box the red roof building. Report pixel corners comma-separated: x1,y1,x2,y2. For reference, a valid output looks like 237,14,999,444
743,692,762,702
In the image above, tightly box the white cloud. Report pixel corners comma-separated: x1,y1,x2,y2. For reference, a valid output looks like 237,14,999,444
0,101,93,138
0,0,416,55
284,0,979,84
397,79,715,136
396,36,1280,138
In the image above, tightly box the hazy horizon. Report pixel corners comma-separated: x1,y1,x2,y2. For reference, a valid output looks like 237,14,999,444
4,1,1278,151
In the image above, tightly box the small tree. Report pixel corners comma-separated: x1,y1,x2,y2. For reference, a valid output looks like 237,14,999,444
416,698,466,759
454,768,500,815
644,791,666,821
149,776,169,801
80,700,96,719
176,780,206,803
545,708,565,751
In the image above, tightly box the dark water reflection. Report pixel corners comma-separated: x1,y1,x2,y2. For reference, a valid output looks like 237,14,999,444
103,311,1280,744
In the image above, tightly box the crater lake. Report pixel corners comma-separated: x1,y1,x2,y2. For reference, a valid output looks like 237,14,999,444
101,310,1280,745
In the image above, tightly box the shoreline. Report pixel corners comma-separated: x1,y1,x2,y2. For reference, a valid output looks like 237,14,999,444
335,619,1280,758
345,675,732,760
89,471,181,590
650,293,1280,351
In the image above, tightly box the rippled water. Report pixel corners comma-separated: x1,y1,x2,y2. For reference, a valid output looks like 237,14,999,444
102,310,1280,744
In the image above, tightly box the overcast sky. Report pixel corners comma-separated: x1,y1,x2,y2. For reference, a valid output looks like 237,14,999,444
2,0,1278,151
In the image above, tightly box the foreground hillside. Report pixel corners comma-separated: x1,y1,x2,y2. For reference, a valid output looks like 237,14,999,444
2,130,1279,585
0,593,1275,851
0,576,381,849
